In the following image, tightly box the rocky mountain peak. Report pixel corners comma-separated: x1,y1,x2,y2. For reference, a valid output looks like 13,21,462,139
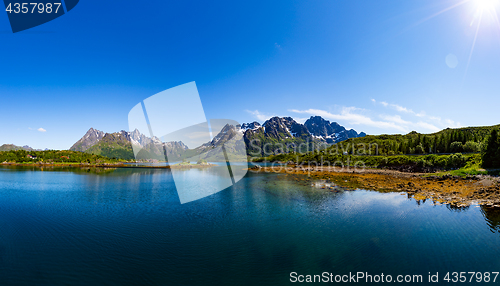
241,122,261,131
262,117,294,139
242,115,365,144
329,122,346,134
70,128,106,152
304,116,335,137
70,127,190,159
199,124,241,150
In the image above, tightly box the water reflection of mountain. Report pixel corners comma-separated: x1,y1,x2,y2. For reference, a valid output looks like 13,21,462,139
0,165,171,176
410,197,500,233
446,204,470,212
7,165,500,235
480,206,500,233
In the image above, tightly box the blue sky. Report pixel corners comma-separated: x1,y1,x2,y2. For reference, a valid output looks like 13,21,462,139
1,0,500,150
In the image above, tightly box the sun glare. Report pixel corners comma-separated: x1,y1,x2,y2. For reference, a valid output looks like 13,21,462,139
476,0,499,11
407,0,500,81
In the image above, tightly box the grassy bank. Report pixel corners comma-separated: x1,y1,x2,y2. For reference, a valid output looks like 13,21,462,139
0,149,123,164
255,152,496,177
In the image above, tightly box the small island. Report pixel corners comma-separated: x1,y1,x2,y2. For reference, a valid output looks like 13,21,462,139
171,159,215,169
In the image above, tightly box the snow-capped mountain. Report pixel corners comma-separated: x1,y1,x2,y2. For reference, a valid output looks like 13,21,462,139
304,116,366,143
70,128,188,152
68,116,365,159
240,122,261,131
241,116,365,144
69,128,188,161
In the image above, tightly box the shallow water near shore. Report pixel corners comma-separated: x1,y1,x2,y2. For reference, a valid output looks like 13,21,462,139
1,165,500,285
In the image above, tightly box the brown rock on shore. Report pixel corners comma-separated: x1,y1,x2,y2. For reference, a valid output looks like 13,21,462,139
251,165,500,207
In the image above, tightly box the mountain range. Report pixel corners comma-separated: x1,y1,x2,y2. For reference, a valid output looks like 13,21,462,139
242,116,366,143
242,116,365,156
67,116,365,159
70,128,188,160
5,117,500,161
0,144,49,152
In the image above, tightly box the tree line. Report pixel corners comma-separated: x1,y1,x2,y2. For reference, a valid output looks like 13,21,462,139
337,126,499,156
259,127,500,170
482,129,500,168
0,149,119,164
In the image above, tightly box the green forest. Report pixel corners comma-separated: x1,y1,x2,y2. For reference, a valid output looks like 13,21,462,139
482,129,500,168
334,125,500,156
0,149,120,164
258,127,500,173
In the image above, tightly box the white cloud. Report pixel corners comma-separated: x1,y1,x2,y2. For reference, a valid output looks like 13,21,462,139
392,104,412,113
379,114,411,126
246,110,273,122
378,115,440,132
414,121,440,132
252,99,461,136
293,117,309,124
374,99,414,114
445,119,461,128
29,127,47,132
289,103,445,134
289,107,408,133
373,100,461,130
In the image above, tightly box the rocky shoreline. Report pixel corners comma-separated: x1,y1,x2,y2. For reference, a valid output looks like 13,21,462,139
251,165,500,207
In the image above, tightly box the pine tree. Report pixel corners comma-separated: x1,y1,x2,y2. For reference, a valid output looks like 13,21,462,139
482,129,500,168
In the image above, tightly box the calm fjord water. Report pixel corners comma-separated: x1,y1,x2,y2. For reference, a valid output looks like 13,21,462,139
1,166,500,285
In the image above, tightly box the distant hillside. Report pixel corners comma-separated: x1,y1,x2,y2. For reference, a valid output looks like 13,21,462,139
0,144,42,151
70,128,105,152
0,149,118,164
259,124,500,173
84,132,137,160
0,144,26,151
